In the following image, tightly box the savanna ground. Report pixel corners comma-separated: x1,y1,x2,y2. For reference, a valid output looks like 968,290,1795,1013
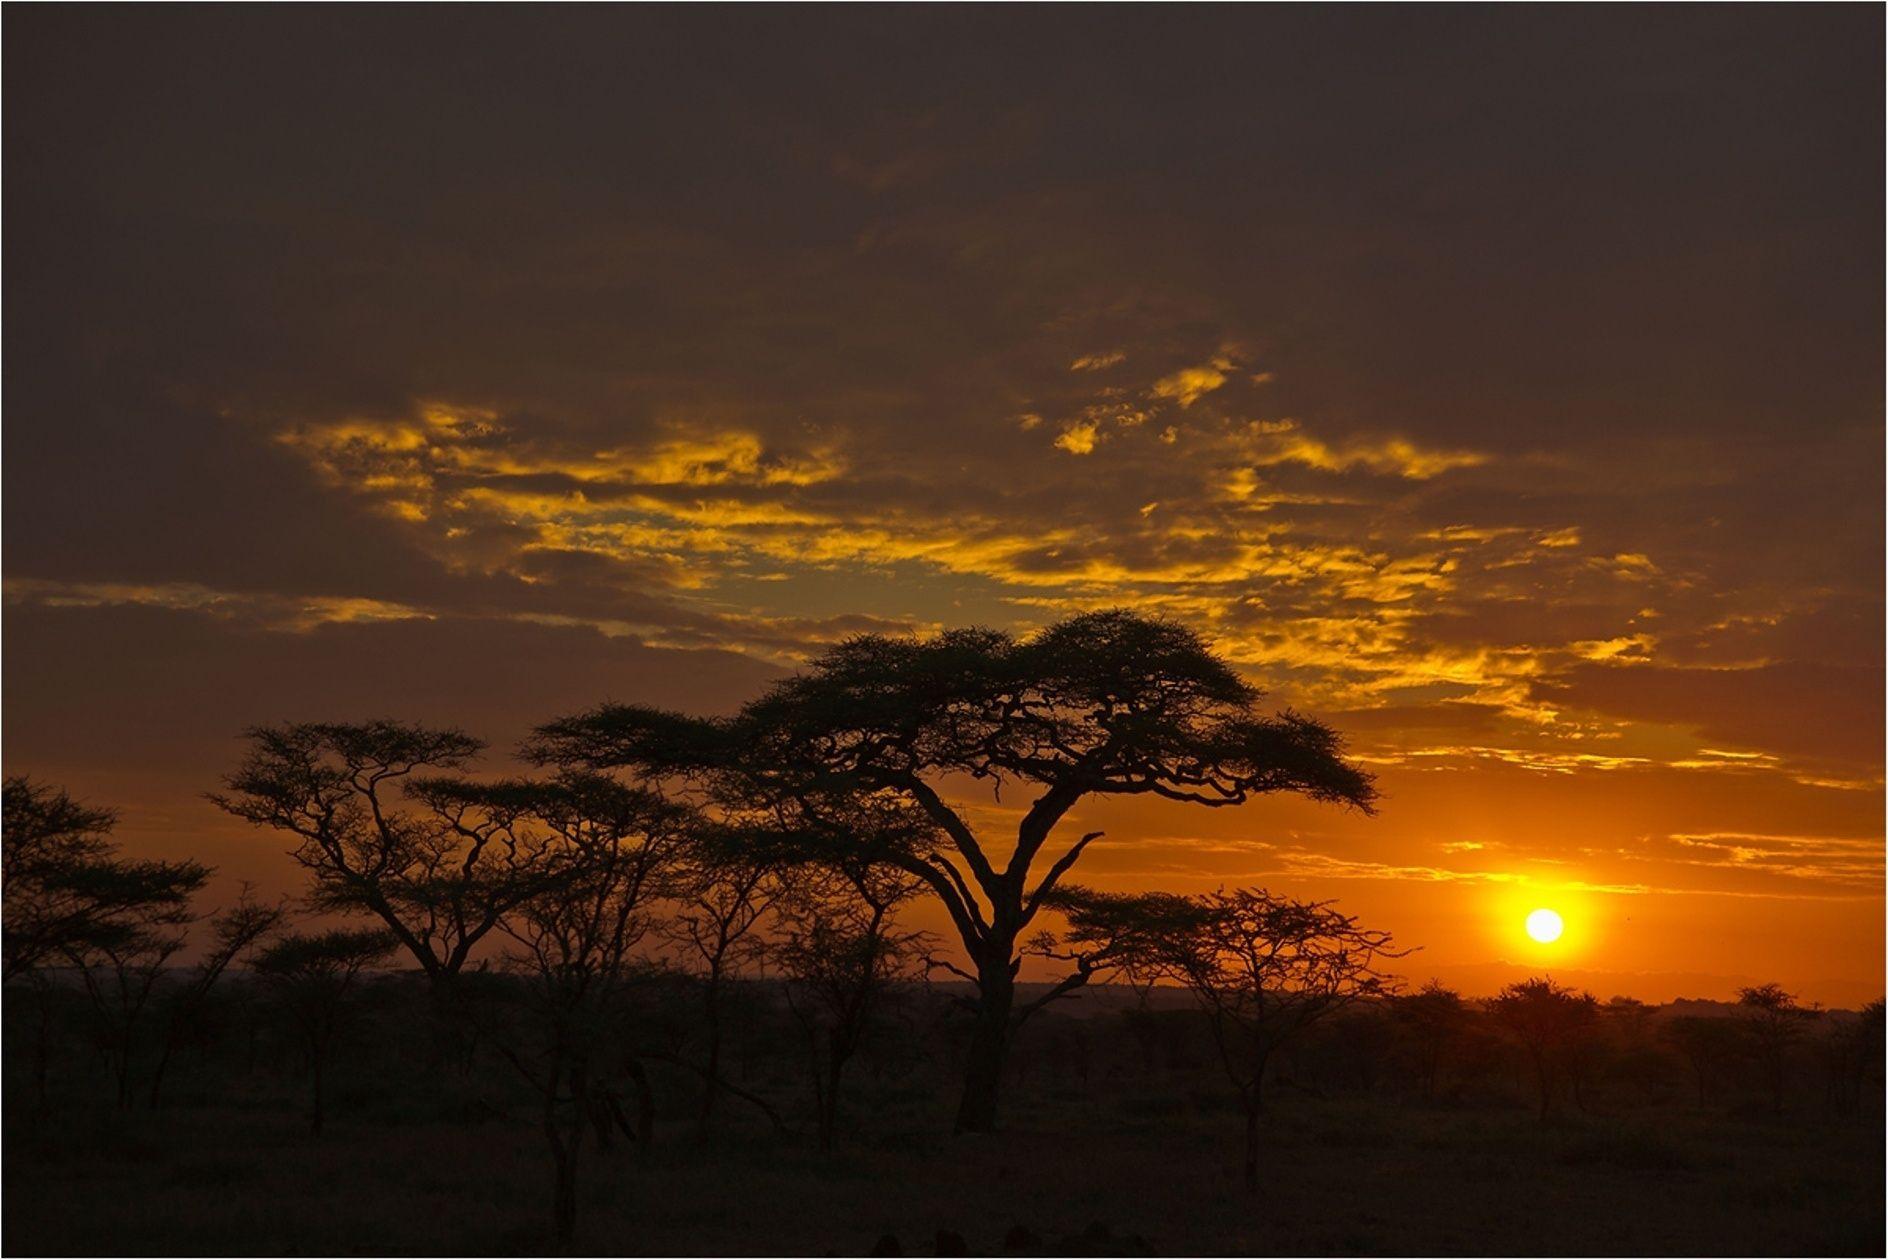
5,1002,1882,1258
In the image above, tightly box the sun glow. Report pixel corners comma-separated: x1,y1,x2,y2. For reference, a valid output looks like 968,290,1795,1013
1525,908,1564,944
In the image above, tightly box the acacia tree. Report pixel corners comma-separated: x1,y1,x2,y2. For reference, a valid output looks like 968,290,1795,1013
3,776,207,984
480,773,692,1246
660,834,782,1135
772,850,929,1151
252,927,399,1135
1737,982,1818,1114
1391,980,1470,1100
529,610,1376,1132
1664,1014,1741,1108
4,777,222,1110
1094,888,1401,1193
1819,999,1885,1111
211,722,560,988
1488,976,1598,1120
148,888,287,1107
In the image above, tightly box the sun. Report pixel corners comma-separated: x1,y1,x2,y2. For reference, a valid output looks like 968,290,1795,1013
1525,908,1564,944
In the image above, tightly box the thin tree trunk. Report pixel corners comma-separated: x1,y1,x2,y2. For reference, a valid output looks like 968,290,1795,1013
820,1041,850,1153
148,1037,176,1109
626,1058,655,1152
541,1061,582,1246
697,963,724,1134
310,1049,326,1136
1243,1104,1259,1194
32,983,53,1110
115,1033,133,1110
551,1144,578,1245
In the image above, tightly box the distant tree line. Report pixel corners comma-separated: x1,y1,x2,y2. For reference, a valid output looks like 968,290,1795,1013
4,611,1882,1245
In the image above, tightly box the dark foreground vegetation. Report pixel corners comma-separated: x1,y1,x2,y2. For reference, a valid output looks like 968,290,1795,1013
5,972,1884,1257
4,612,1883,1255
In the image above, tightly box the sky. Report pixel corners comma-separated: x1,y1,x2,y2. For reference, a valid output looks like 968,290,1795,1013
5,8,1883,1005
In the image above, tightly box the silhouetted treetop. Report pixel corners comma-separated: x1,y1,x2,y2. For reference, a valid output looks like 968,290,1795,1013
3,775,210,982
212,722,555,983
530,610,1376,810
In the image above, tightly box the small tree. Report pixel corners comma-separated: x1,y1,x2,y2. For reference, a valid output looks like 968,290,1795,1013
1100,887,1402,1193
1737,983,1818,1114
1821,999,1886,1111
148,887,287,1107
660,833,781,1135
1390,980,1469,1100
1664,1014,1741,1108
43,844,213,1108
252,927,399,1135
3,776,207,985
772,855,929,1151
483,773,690,1246
1488,977,1598,1120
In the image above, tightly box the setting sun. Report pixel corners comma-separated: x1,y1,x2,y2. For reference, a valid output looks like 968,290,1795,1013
1525,908,1565,944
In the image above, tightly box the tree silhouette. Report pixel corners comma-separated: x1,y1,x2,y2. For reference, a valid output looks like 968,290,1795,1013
1736,982,1818,1114
660,830,782,1136
771,853,929,1151
1827,999,1885,1110
528,610,1375,1131
1488,977,1598,1120
147,887,287,1108
1092,887,1401,1193
479,772,692,1245
212,722,562,988
1664,1013,1741,1108
3,776,207,985
251,927,399,1135
1391,980,1469,1100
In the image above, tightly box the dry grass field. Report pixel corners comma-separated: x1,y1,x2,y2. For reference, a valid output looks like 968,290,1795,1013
6,1060,1881,1256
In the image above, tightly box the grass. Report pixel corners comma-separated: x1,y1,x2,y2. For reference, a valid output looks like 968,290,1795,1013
5,1079,1882,1256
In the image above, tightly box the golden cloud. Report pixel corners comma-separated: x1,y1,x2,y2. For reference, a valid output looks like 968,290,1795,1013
1150,356,1234,407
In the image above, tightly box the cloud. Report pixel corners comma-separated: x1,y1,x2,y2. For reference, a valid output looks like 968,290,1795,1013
1052,418,1101,455
1532,660,1886,769
1230,419,1489,480
1150,356,1234,407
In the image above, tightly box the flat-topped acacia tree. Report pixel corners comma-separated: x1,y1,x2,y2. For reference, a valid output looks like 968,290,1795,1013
210,722,562,988
529,609,1377,1132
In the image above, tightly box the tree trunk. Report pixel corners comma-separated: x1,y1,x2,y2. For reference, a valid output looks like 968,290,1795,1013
697,966,724,1134
310,1051,326,1136
543,1061,586,1246
32,985,53,1110
954,952,1015,1134
819,1042,851,1153
1243,1104,1260,1194
148,1034,177,1109
114,1031,134,1110
552,1148,577,1246
590,1091,619,1152
817,1092,837,1153
626,1058,655,1152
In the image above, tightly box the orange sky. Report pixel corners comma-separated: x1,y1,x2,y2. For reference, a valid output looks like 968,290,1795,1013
5,9,1882,1005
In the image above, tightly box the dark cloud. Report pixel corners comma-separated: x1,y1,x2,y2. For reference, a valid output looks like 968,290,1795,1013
1533,661,1886,768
